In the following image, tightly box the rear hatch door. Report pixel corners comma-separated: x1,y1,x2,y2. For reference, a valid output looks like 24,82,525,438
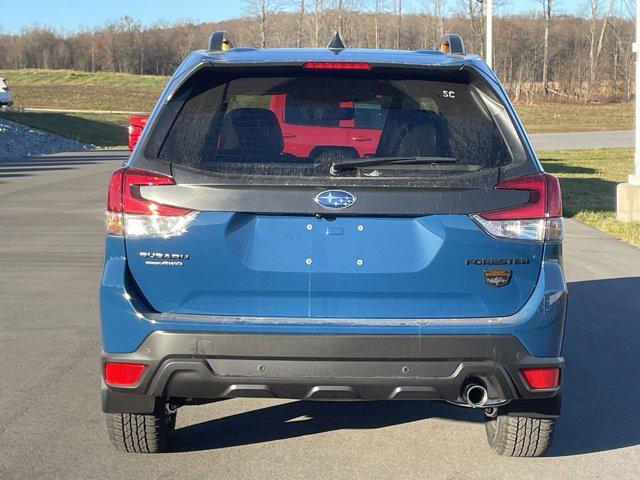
123,65,542,320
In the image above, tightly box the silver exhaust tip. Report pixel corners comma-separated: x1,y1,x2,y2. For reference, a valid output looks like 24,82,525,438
463,383,489,407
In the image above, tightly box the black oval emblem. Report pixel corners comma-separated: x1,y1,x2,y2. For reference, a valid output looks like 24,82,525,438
314,189,356,210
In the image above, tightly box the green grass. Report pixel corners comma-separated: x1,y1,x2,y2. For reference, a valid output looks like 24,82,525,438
0,69,167,111
540,147,640,247
0,110,129,146
515,102,633,133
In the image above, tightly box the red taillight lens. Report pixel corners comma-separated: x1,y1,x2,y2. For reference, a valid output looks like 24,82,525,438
107,168,124,213
303,62,372,70
521,368,560,390
479,173,562,220
104,362,146,387
107,167,191,216
546,174,562,218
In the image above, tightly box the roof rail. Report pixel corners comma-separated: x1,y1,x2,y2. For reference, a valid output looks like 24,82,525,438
208,31,234,52
436,34,465,55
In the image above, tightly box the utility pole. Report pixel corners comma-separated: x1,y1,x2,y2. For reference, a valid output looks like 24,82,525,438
616,0,640,221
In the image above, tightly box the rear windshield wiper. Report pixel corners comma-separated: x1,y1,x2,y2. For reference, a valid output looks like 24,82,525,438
330,156,457,174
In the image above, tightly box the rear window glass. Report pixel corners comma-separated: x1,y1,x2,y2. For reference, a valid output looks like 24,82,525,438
284,95,339,127
156,71,520,179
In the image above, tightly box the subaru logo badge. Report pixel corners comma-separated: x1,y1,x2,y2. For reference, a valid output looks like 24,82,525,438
314,189,356,210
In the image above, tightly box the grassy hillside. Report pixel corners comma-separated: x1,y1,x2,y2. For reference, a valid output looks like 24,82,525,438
0,110,128,146
517,102,633,133
0,68,635,132
0,69,167,112
0,69,635,147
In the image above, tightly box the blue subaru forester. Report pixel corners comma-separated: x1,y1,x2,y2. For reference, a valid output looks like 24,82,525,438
100,32,566,456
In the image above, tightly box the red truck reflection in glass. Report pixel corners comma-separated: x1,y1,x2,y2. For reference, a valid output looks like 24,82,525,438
127,94,384,157
269,94,383,158
128,115,148,152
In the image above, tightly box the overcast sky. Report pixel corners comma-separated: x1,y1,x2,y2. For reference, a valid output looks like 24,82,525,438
1,0,591,34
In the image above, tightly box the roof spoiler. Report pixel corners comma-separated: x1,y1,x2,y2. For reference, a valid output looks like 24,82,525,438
436,34,465,55
208,31,234,52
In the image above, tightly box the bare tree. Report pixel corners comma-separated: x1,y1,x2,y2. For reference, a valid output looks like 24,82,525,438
420,0,446,49
370,0,389,49
310,0,326,46
244,0,279,48
541,0,552,94
431,0,446,39
0,7,636,105
336,0,345,36
297,0,305,47
395,0,402,49
587,0,615,99
458,0,484,54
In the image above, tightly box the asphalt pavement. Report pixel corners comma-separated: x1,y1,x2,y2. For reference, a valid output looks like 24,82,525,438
0,150,639,480
528,129,633,150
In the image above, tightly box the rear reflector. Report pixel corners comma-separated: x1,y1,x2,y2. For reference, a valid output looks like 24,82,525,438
303,61,372,70
521,368,560,390
104,362,145,387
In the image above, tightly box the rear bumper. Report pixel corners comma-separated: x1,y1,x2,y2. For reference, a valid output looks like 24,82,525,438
102,331,563,416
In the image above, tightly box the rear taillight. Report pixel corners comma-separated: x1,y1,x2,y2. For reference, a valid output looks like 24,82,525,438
106,167,196,237
104,362,146,387
521,368,560,390
472,173,563,242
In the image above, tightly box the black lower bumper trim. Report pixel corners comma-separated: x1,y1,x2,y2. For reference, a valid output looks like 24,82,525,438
101,332,562,416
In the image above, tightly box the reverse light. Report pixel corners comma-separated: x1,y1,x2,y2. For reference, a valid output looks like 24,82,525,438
521,368,560,390
472,173,563,242
104,362,146,387
106,167,197,236
303,61,372,70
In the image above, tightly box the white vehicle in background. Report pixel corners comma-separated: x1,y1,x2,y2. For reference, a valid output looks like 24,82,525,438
0,77,13,108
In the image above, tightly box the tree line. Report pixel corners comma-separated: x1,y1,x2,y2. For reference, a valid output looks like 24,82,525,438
0,1,635,103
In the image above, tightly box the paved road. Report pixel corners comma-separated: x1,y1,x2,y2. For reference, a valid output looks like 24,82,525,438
529,130,633,151
1,151,639,480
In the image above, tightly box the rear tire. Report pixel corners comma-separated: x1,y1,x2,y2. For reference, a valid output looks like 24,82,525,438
485,414,554,457
106,410,176,453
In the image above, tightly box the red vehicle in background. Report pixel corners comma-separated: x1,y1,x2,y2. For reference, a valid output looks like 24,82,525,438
128,115,148,152
269,94,383,158
128,94,384,156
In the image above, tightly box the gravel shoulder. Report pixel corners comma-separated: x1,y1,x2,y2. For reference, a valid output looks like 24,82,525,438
0,117,95,158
